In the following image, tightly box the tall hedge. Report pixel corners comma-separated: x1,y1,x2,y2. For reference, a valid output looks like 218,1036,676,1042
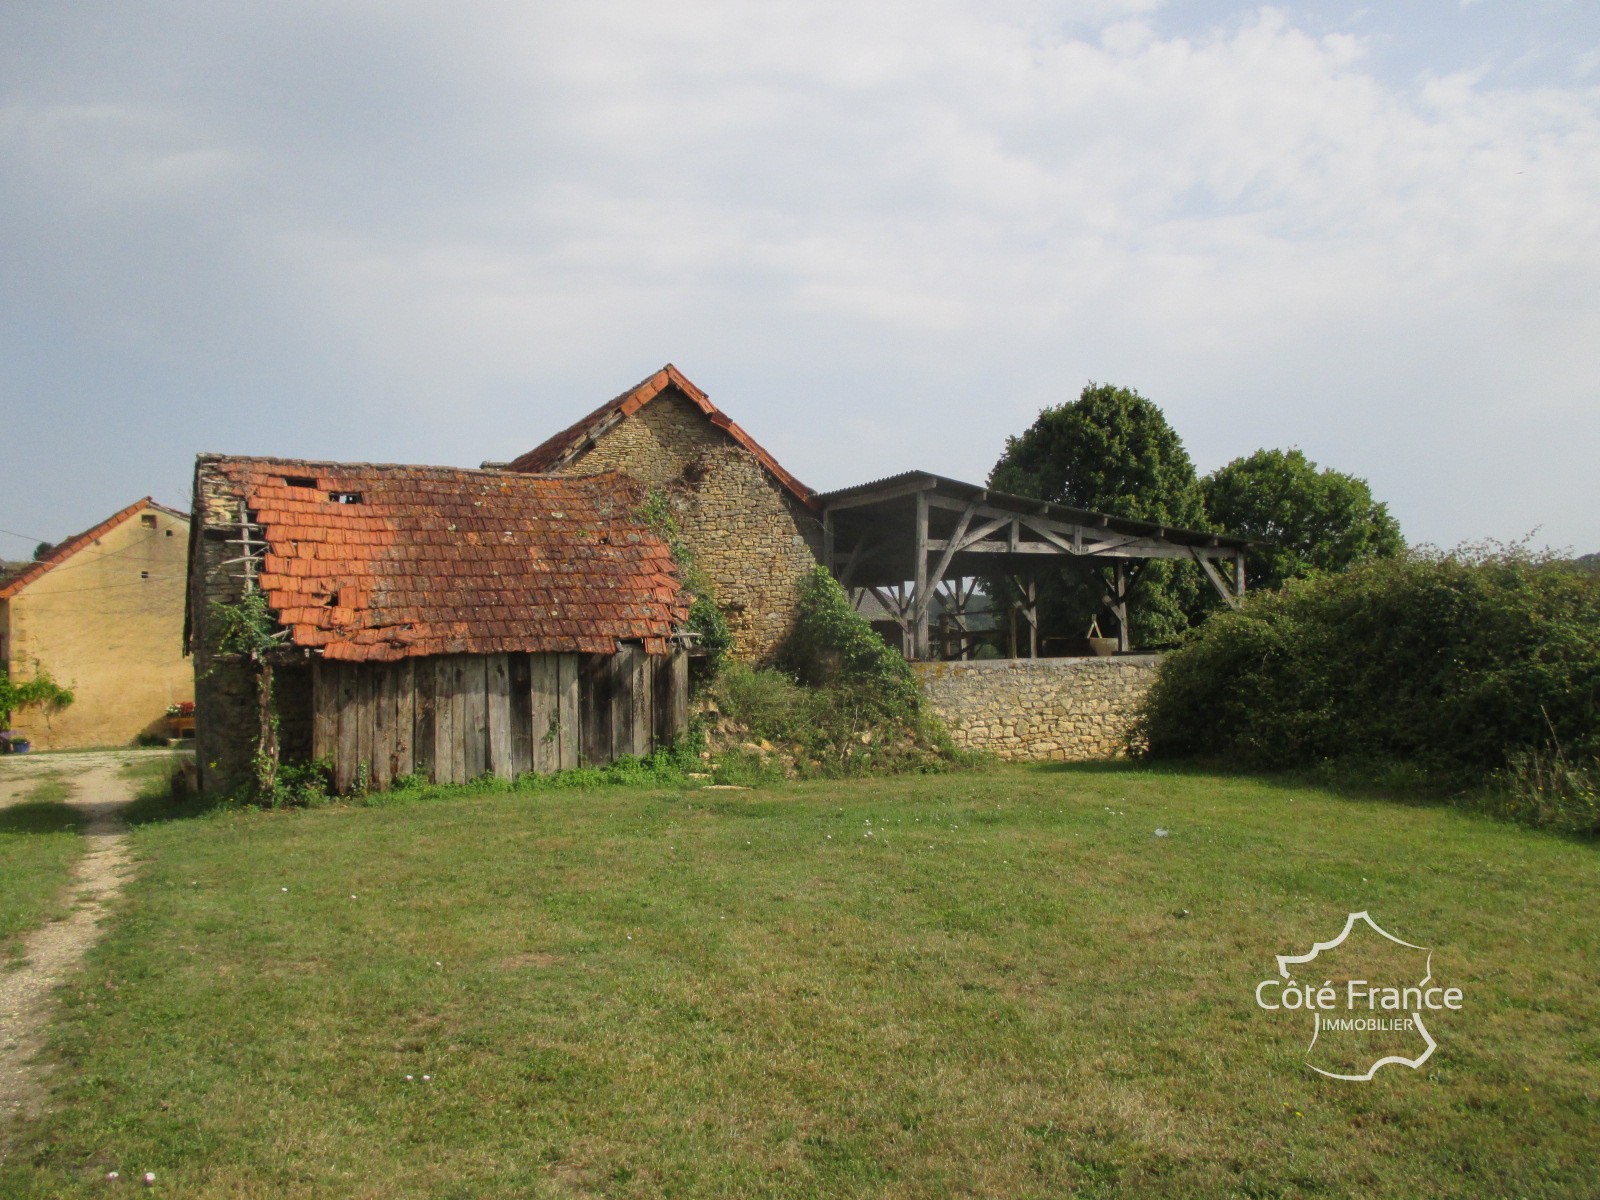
1138,549,1600,783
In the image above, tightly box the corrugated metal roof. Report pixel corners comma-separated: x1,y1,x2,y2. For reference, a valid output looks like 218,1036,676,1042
815,470,1254,549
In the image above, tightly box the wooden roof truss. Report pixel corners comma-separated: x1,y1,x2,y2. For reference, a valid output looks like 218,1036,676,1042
817,473,1251,660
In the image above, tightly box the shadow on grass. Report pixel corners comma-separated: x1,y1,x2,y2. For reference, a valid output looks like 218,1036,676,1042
0,801,83,836
1029,754,1600,846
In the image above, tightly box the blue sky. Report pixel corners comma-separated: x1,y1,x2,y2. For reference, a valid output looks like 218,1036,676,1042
3,1,1598,557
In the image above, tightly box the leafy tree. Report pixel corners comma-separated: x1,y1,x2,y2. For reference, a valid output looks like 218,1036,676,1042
987,382,1210,647
1202,448,1403,591
1568,553,1600,576
32,541,54,561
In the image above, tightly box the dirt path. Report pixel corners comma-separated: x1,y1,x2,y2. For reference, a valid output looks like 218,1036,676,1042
0,752,172,1121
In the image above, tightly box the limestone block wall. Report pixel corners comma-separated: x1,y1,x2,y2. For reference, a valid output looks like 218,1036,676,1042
550,392,824,663
912,656,1161,762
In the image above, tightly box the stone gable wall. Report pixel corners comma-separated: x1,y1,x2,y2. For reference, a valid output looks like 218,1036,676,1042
189,461,261,798
551,393,824,663
912,656,1160,762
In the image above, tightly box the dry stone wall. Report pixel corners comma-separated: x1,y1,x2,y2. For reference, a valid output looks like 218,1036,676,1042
912,656,1160,762
551,392,824,663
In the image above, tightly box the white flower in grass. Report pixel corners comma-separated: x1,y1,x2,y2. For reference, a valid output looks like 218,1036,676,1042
143,1174,156,1186
106,1171,119,1180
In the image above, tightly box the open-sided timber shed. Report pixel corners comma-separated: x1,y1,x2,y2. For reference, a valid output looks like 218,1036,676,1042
817,471,1253,660
188,456,690,796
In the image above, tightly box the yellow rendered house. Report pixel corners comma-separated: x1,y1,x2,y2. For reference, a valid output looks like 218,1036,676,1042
0,498,192,749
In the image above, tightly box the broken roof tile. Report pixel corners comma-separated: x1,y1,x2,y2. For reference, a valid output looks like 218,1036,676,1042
199,456,690,663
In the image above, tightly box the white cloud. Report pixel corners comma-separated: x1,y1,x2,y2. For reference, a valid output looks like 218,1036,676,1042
1,1,1598,549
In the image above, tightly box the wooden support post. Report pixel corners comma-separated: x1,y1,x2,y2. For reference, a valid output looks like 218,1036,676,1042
1114,560,1131,653
1022,577,1038,659
821,508,834,575
1234,550,1247,596
913,489,930,660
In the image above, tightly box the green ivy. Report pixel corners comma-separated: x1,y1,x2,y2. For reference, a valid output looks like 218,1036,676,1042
778,566,918,717
639,490,733,669
209,590,281,659
208,590,288,804
0,663,75,729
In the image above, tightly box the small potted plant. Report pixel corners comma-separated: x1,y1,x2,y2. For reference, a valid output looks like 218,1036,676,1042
8,734,31,753
167,701,197,738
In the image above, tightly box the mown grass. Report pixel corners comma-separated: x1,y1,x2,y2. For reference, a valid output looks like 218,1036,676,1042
0,772,83,958
2,764,1597,1197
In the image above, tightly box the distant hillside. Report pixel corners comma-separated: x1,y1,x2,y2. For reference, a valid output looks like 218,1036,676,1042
1572,553,1600,575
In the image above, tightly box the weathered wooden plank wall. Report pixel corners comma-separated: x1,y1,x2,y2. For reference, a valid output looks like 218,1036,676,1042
311,648,688,792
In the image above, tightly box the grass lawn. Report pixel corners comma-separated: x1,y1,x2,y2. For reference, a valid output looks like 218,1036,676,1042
0,772,83,958
1,765,1596,1198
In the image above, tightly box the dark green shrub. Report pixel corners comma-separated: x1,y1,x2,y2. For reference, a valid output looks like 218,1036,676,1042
696,571,974,779
1139,547,1600,818
778,567,918,718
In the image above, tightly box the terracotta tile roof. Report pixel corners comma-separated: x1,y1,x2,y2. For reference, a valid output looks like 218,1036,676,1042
506,364,818,511
203,457,689,662
0,497,187,601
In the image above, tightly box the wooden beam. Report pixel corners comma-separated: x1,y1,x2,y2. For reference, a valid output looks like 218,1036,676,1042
865,584,911,629
913,489,930,659
925,490,988,513
1018,518,1080,556
837,538,876,589
1114,560,1131,653
1025,577,1038,658
1191,547,1244,610
913,503,977,625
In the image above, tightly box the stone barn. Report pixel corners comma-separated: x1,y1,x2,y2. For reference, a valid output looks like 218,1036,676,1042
502,364,825,663
187,456,689,797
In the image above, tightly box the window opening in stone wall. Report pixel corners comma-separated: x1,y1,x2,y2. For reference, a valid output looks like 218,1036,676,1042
141,513,158,528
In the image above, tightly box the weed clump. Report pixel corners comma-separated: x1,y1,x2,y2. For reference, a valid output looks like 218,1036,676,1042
704,568,977,779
